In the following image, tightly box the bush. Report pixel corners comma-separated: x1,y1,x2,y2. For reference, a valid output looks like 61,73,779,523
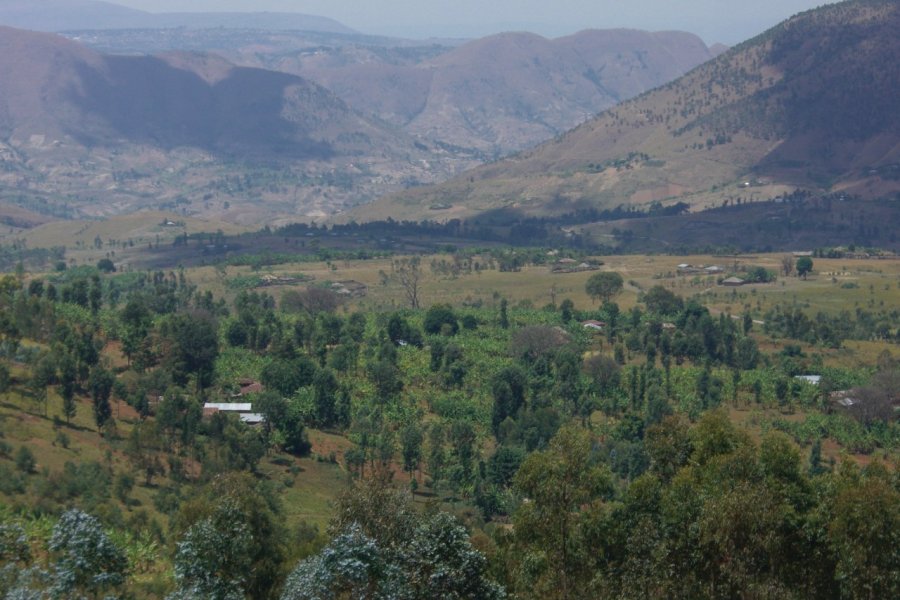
14,446,35,474
0,463,25,494
260,356,318,397
641,285,684,315
55,431,70,449
96,258,116,273
423,304,458,336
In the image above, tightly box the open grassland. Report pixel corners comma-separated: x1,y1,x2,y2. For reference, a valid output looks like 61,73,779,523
6,212,250,247
206,251,900,319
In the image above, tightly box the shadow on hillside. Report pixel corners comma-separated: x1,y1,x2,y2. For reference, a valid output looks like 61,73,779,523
65,55,335,160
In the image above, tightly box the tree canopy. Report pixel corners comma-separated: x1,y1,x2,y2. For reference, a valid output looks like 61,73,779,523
585,271,624,304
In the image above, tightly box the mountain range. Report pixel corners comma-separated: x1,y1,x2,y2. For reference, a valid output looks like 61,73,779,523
0,0,355,34
225,29,720,156
0,26,464,224
356,0,900,223
0,14,719,225
57,21,721,157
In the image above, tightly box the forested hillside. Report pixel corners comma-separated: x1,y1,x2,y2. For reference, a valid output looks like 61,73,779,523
0,245,896,598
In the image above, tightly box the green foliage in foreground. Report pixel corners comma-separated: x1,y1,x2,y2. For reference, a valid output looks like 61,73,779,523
498,417,900,600
0,257,897,599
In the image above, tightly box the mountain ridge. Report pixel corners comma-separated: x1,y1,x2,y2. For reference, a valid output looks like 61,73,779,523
351,0,900,222
261,28,718,156
0,26,464,224
0,0,355,34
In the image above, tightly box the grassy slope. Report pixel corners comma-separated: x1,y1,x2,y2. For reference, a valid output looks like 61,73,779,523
0,363,346,531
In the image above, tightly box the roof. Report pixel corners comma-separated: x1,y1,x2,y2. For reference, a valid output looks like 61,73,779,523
722,277,745,284
830,390,858,407
582,320,606,329
239,382,264,395
795,375,822,385
239,413,266,424
204,403,252,412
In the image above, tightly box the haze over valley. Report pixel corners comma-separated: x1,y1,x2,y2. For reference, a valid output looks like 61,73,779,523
0,0,725,225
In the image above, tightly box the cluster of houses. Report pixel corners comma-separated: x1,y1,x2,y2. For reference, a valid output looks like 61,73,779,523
581,320,677,332
794,375,861,410
677,263,747,286
258,274,310,287
677,263,725,275
550,258,602,273
202,402,265,425
331,280,368,298
201,379,265,426
252,277,367,298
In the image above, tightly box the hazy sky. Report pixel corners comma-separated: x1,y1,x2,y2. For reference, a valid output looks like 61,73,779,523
110,0,839,44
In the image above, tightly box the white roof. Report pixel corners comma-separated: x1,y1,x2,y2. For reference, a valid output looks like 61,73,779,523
239,413,265,423
795,375,821,385
204,403,252,412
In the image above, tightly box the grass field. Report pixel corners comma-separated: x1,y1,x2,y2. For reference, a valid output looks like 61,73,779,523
197,252,900,321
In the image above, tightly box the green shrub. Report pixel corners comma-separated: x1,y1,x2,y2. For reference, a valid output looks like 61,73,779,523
14,446,35,474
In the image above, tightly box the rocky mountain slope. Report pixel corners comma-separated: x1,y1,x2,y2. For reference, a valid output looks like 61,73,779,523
55,24,719,157
273,29,718,156
355,0,900,222
0,26,467,224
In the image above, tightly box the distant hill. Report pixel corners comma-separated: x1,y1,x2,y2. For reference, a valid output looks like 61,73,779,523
0,26,466,224
0,0,355,33
224,29,717,156
0,0,143,31
355,0,900,222
57,25,718,157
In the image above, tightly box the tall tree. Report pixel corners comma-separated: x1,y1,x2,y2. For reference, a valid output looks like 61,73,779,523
796,256,813,279
59,353,77,425
585,272,624,304
393,257,423,309
171,473,286,600
89,365,114,430
48,509,127,599
781,255,795,277
161,311,219,391
313,368,339,427
828,469,900,599
284,478,504,600
513,424,612,599
400,422,423,482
